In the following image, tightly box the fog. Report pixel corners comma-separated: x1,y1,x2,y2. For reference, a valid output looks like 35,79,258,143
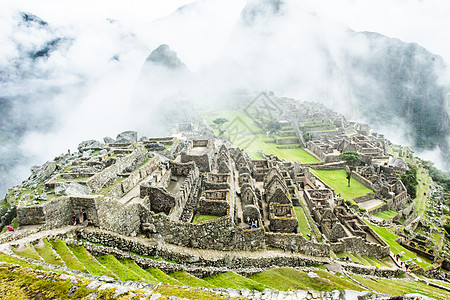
1,0,449,196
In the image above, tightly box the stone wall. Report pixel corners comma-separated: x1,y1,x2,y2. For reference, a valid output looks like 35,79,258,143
368,204,388,215
95,198,141,236
275,138,300,145
86,149,148,193
268,204,298,233
352,172,373,189
141,185,175,214
353,193,375,204
198,199,229,216
310,163,345,170
17,205,45,225
106,157,160,199
43,197,72,228
0,207,16,230
265,232,330,257
331,236,390,259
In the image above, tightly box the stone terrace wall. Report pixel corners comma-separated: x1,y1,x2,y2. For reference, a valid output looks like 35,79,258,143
140,186,175,214
198,199,229,216
353,193,375,204
265,232,330,257
106,157,160,199
17,205,45,225
352,171,373,189
142,209,266,251
95,198,141,236
331,236,390,259
74,228,322,272
86,149,148,193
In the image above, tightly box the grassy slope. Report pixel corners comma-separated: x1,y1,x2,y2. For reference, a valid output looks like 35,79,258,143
202,109,319,163
364,221,433,269
169,271,215,288
34,239,64,266
352,275,450,299
204,272,268,291
154,284,233,300
11,244,42,261
0,252,42,270
67,244,117,278
249,268,364,292
50,239,87,272
118,259,159,284
96,254,141,282
0,265,93,299
310,169,373,201
146,268,180,285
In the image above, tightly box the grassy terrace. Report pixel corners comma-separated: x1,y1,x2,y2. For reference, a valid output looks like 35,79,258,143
202,109,320,163
192,214,220,223
374,209,398,220
294,206,312,238
34,239,64,266
364,221,434,269
248,268,364,292
204,272,268,291
352,275,450,299
310,169,373,202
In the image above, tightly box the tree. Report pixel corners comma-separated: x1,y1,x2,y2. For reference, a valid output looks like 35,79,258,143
339,151,361,187
265,120,281,134
397,165,418,199
213,118,229,136
213,118,229,127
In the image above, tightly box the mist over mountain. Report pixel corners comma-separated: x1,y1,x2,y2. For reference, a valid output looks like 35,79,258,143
0,0,449,197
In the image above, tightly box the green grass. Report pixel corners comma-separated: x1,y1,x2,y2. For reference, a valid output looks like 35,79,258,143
118,259,159,284
49,239,87,272
12,244,42,261
96,254,141,281
99,177,125,194
310,169,373,202
0,264,94,299
352,275,450,299
364,222,433,269
374,210,398,220
248,268,365,292
33,239,64,266
169,271,215,288
293,206,312,237
154,284,232,300
146,268,180,285
0,252,42,270
67,244,117,278
204,272,268,291
202,109,320,163
192,215,220,223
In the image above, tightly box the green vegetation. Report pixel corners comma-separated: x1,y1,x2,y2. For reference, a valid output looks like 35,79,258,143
204,272,268,291
293,206,312,238
49,239,87,272
12,243,42,261
248,268,364,292
169,271,215,288
99,177,125,194
96,254,141,281
202,109,319,163
374,210,398,220
192,214,220,223
67,244,117,278
154,284,232,300
118,259,159,284
352,275,450,299
33,239,64,266
0,264,93,299
339,151,361,169
397,165,418,199
310,169,373,202
146,268,180,285
0,252,41,270
364,222,433,269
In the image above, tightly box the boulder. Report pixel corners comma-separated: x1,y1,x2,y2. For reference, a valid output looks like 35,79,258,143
77,140,104,152
103,136,115,144
116,131,137,144
55,182,90,196
145,142,165,151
